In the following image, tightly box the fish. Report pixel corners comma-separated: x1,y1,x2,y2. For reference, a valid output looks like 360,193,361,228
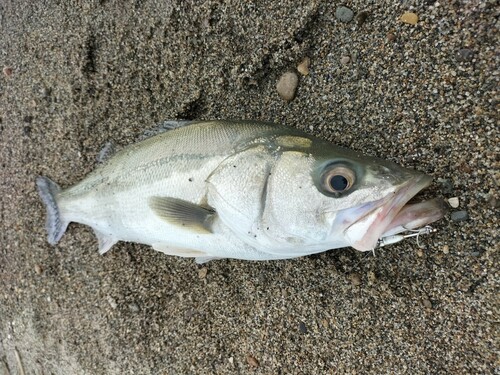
36,120,447,263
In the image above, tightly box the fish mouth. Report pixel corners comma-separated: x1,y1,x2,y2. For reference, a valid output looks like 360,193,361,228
345,174,447,251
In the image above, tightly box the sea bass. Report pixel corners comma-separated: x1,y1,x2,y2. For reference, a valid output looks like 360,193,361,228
37,120,446,263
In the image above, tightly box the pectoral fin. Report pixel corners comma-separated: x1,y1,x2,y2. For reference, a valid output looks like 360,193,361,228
148,197,215,234
152,243,207,257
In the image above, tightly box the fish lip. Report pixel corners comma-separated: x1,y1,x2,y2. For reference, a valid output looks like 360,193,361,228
346,173,438,251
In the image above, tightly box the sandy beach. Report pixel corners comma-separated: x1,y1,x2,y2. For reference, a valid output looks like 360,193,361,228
0,1,498,373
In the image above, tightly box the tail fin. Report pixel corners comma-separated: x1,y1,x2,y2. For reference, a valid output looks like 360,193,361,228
36,176,69,245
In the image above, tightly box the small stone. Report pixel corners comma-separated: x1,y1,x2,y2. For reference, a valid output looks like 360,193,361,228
349,273,361,286
335,6,354,23
356,11,369,26
299,321,307,333
184,309,196,321
34,264,43,274
3,66,12,76
457,48,474,62
276,71,299,101
484,193,498,208
400,12,418,25
442,245,450,254
438,179,454,194
387,32,396,42
321,319,329,328
416,248,424,257
422,297,433,309
297,57,310,76
367,271,377,283
451,210,469,222
107,296,118,309
447,197,459,208
340,56,350,65
228,357,234,365
128,303,139,312
246,355,259,368
198,267,208,279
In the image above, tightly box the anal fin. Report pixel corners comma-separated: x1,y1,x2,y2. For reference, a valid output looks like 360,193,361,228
93,229,118,254
152,243,207,258
195,256,220,264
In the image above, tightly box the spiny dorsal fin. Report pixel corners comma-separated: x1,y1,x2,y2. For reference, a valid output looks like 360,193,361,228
138,120,193,141
148,196,215,234
97,142,116,163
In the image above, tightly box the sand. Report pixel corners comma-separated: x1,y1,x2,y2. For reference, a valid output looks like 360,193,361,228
0,1,498,374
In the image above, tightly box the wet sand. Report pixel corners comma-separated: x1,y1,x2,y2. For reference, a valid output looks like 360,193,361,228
0,1,498,374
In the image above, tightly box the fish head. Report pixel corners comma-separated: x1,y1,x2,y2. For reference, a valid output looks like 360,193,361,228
263,137,446,252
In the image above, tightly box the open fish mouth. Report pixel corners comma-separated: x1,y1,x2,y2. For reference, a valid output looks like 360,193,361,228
345,174,447,251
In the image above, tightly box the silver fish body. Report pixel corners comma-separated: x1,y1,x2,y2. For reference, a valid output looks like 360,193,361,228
37,120,446,263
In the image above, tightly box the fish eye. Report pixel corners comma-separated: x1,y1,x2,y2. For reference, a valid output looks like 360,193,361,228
322,165,355,193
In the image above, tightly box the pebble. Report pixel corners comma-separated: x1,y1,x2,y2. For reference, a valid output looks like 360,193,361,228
400,12,418,25
416,248,424,257
442,245,450,254
198,267,208,279
447,197,459,208
128,303,139,312
367,271,377,284
297,57,310,76
457,48,474,62
276,71,298,101
3,66,12,76
349,273,361,286
299,321,307,333
387,32,396,42
335,6,354,23
422,297,433,309
451,210,469,222
34,264,43,274
246,355,259,368
107,296,118,309
484,193,497,208
340,56,350,65
438,178,454,194
356,11,369,26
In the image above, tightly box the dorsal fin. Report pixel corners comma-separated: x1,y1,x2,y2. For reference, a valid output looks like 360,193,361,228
138,120,194,141
148,196,215,234
97,142,116,163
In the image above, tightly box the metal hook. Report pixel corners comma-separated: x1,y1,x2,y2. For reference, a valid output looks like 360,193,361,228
376,226,437,248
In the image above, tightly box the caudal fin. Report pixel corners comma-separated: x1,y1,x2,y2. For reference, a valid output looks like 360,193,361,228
36,176,69,245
